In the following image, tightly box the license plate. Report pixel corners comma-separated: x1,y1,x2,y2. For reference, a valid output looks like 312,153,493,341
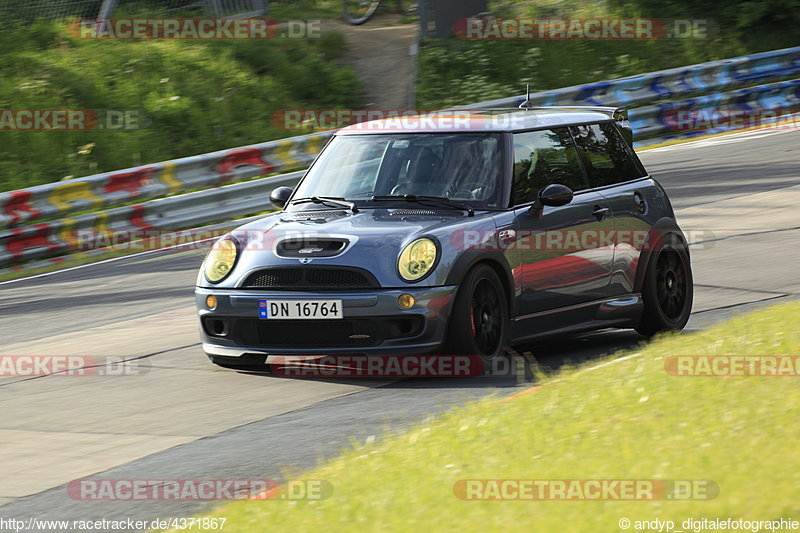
258,300,343,320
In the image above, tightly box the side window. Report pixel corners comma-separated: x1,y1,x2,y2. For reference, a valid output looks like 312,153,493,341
512,128,588,205
571,123,646,187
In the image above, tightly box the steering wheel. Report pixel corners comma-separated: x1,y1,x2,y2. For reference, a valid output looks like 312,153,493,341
447,184,478,200
390,183,410,196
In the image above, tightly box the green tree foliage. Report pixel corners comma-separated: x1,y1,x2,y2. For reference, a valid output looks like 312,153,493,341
0,21,360,191
608,0,800,51
417,0,798,109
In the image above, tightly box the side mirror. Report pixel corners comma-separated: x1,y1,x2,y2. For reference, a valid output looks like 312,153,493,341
269,186,294,209
538,183,574,207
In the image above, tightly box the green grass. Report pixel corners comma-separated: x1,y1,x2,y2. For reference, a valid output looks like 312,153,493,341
195,299,800,532
0,17,359,191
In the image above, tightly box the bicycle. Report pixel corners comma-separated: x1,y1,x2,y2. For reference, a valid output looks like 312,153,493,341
343,0,416,26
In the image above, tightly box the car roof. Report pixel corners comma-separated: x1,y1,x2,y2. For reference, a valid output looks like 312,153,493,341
335,107,621,135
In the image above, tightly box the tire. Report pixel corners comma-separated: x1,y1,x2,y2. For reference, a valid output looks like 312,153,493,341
636,233,694,337
343,0,381,25
443,264,508,360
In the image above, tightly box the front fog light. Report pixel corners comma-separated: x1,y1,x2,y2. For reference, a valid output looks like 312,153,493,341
398,294,415,309
398,238,438,282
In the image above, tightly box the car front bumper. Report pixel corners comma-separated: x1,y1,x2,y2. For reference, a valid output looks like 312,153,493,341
195,285,458,358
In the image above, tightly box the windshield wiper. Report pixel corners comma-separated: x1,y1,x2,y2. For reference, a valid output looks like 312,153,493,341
371,195,474,217
290,196,358,213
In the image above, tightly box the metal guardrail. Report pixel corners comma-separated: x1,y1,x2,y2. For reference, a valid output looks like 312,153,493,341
1,46,799,272
0,171,304,266
630,78,800,140
461,46,800,110
0,131,330,228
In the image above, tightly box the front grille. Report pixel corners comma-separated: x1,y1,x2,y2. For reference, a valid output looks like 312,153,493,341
240,267,378,289
219,316,425,348
237,319,379,347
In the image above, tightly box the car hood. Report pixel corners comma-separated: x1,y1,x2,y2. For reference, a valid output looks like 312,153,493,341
200,208,500,288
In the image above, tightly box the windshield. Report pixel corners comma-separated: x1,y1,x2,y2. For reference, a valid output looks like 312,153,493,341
289,133,505,209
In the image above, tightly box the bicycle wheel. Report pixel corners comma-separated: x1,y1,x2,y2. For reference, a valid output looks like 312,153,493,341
399,0,418,16
344,0,381,25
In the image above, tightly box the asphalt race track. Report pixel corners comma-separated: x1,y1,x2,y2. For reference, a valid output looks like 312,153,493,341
0,128,798,530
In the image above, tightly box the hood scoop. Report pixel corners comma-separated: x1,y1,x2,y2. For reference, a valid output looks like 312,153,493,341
275,237,349,258
389,209,461,217
280,210,349,222
390,208,437,216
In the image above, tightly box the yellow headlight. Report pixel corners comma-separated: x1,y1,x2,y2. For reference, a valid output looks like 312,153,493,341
398,238,438,281
204,238,238,283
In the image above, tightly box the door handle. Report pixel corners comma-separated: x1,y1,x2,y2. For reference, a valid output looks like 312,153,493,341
593,206,610,219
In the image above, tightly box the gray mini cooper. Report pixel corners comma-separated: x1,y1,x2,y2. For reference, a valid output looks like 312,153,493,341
196,106,693,368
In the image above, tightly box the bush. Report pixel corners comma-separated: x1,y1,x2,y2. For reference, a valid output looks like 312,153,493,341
0,19,361,191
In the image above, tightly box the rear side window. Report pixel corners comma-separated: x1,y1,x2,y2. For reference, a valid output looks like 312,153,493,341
571,123,646,187
512,128,588,205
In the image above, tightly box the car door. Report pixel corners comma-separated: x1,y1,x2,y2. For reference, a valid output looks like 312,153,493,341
570,122,651,296
510,127,615,332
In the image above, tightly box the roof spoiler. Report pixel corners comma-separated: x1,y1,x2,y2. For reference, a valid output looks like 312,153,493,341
532,105,633,146
561,106,632,145
556,105,628,122
517,95,633,145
